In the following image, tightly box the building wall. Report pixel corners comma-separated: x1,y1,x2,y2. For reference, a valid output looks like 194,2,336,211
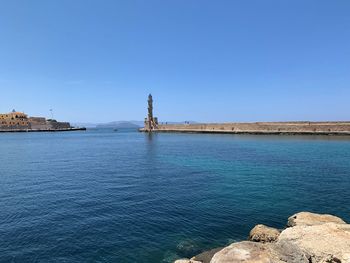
0,111,72,131
0,112,30,130
154,122,350,134
144,117,158,131
48,120,71,130
28,117,51,130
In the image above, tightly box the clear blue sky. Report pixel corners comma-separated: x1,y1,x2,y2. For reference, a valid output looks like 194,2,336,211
0,0,349,123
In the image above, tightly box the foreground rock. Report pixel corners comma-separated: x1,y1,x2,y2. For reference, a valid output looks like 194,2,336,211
191,247,224,263
174,260,201,263
249,224,280,243
279,222,350,262
287,211,346,227
210,240,309,263
210,241,272,263
174,212,350,263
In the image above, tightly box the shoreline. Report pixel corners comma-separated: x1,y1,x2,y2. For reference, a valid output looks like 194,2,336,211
140,121,350,136
176,212,350,263
0,127,86,133
140,129,350,136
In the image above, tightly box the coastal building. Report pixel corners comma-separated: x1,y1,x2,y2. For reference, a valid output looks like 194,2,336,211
0,110,30,129
0,109,79,132
28,117,48,130
144,94,158,131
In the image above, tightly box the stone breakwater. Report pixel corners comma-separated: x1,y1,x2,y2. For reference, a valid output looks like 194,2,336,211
175,212,350,263
141,122,350,135
0,127,86,133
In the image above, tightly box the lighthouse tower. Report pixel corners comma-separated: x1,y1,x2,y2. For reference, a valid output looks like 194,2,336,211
144,94,158,132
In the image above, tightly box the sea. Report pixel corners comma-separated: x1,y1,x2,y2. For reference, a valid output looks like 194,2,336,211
1,129,350,263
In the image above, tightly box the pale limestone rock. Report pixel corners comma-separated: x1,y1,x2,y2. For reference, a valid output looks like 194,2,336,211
249,224,280,243
210,241,276,263
287,212,346,227
178,212,349,263
192,247,224,263
174,259,201,263
319,255,343,263
278,222,350,262
209,240,309,263
343,253,350,263
270,240,309,263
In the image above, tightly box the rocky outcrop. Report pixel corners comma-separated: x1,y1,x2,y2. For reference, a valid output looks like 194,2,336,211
174,212,350,263
271,240,310,263
175,248,224,263
249,224,280,243
210,240,309,263
210,241,273,263
279,222,350,262
287,212,346,227
174,260,201,263
191,248,224,263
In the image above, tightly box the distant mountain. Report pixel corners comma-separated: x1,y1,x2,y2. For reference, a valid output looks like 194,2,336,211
96,121,142,129
72,120,197,129
71,122,98,128
128,120,145,127
71,121,143,129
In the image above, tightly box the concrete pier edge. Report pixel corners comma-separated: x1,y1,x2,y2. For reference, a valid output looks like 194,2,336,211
139,121,350,136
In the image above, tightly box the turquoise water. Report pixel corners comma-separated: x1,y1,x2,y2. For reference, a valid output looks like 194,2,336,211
1,130,350,262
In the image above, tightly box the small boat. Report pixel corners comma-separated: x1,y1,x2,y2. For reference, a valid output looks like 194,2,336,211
113,128,118,132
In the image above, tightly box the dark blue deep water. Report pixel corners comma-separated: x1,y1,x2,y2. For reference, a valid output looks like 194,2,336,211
1,129,350,262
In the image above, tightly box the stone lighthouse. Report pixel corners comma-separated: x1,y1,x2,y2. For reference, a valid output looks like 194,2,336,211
144,94,158,132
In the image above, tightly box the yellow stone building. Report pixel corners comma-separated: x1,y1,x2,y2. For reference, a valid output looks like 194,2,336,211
0,109,73,131
0,110,30,128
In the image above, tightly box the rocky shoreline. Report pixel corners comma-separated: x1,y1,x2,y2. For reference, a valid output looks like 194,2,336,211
175,212,350,263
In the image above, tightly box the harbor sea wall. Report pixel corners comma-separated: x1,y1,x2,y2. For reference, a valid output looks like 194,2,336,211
143,121,350,135
0,127,86,133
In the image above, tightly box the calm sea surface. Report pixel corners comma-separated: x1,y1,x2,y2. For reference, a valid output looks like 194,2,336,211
1,129,350,262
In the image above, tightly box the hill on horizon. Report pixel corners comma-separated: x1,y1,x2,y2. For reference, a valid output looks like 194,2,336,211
96,121,141,129
72,120,198,129
71,121,142,129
